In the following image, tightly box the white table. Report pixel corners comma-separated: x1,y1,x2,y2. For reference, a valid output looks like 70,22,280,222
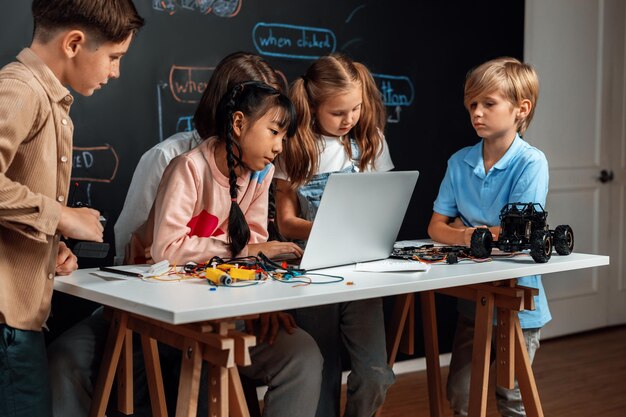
54,252,609,417
55,253,607,324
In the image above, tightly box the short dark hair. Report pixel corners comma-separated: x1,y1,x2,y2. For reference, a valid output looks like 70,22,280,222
32,0,145,45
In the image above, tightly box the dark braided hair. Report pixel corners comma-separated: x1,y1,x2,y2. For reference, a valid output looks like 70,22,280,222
267,182,286,241
215,81,296,255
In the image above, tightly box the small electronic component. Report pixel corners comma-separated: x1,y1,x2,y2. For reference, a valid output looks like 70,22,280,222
146,260,170,276
216,263,238,271
174,255,343,286
391,244,473,264
204,268,232,285
228,268,262,281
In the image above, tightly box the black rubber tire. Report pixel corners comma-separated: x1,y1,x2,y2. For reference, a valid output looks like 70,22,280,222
446,252,458,264
470,228,493,258
530,230,552,263
554,225,574,255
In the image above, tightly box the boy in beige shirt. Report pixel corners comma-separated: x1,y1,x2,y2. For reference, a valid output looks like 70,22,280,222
0,1,143,415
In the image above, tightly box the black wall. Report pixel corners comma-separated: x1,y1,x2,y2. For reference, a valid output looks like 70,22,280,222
0,1,524,355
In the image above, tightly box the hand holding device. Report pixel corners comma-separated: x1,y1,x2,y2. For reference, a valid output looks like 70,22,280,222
58,205,104,242
60,204,109,258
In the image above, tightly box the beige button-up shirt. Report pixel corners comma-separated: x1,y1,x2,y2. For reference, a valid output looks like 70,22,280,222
0,48,73,330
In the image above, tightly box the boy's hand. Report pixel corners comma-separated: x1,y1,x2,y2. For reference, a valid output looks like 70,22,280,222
462,227,482,247
245,312,297,345
57,205,104,242
462,226,497,247
55,241,78,275
445,218,496,246
248,241,303,259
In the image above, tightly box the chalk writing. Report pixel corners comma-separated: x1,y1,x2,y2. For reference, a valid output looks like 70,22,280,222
169,65,214,103
153,0,241,17
372,73,414,107
253,23,336,60
72,145,120,183
74,151,94,169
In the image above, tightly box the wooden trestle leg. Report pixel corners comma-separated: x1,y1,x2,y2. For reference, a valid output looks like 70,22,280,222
89,309,257,417
377,279,545,417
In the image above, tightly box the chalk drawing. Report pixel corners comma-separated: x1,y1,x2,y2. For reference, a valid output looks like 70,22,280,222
153,0,241,17
346,5,366,23
387,106,402,124
211,0,242,17
153,0,176,14
340,37,363,51
68,181,94,208
176,115,195,132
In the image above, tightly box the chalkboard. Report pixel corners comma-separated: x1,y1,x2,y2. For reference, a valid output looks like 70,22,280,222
1,1,524,353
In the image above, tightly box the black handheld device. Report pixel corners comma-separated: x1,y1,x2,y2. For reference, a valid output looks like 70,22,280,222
65,183,110,258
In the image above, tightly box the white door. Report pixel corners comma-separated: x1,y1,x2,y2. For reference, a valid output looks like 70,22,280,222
524,0,626,338
605,1,626,326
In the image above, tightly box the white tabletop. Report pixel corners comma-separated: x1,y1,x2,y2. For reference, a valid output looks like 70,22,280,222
54,253,609,325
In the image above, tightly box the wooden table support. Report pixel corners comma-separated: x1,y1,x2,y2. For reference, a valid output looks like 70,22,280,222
89,308,256,417
421,291,445,417
379,279,544,417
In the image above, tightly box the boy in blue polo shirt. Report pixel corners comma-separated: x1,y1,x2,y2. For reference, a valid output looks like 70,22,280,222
428,57,550,417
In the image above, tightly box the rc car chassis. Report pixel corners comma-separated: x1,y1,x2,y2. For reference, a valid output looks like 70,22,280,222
470,202,574,263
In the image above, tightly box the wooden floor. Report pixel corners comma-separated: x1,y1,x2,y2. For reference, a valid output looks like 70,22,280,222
368,325,626,416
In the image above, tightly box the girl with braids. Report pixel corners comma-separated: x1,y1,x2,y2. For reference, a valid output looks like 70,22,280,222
146,81,303,262
132,81,321,417
274,53,396,417
115,51,286,265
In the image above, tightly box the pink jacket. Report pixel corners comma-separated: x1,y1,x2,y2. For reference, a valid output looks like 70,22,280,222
129,137,272,264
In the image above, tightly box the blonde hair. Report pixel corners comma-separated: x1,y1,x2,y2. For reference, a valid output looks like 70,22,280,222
279,53,386,186
464,57,539,135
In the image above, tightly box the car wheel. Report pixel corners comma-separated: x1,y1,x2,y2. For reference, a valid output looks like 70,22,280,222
471,228,493,258
530,230,552,263
554,225,574,255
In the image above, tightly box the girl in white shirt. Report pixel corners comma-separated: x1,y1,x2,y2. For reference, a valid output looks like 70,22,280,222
274,53,395,417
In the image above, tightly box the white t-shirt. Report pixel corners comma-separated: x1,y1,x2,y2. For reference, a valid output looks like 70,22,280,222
274,134,394,180
113,130,203,264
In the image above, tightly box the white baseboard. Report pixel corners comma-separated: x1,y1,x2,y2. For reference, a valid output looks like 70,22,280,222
257,353,451,399
388,352,452,378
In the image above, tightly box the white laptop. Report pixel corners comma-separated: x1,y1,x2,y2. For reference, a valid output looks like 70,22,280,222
286,171,419,271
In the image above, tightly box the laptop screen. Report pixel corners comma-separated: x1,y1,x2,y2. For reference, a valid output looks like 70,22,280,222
294,171,419,270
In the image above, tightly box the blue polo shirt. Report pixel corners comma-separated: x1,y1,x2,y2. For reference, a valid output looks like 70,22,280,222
434,134,552,329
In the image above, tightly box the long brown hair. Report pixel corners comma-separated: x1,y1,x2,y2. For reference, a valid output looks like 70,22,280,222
279,53,386,186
